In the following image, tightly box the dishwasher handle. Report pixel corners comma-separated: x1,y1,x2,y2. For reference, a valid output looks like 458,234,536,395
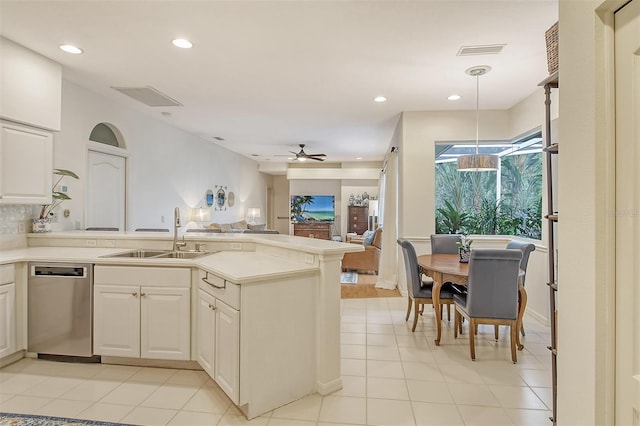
31,264,91,278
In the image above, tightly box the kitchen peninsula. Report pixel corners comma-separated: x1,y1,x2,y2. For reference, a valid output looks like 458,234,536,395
0,231,363,419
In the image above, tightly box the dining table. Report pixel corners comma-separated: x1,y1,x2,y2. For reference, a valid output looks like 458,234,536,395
416,253,526,349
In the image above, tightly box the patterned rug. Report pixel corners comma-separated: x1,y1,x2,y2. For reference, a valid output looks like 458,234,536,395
0,413,131,426
340,271,358,284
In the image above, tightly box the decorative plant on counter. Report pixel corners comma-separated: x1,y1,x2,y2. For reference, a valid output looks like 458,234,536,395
39,168,79,219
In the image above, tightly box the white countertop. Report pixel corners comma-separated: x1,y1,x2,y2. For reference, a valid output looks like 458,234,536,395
0,246,319,283
27,231,363,256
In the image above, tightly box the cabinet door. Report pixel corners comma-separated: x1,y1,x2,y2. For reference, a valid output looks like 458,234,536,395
0,121,53,204
141,287,190,360
214,299,240,404
196,290,216,375
93,284,140,358
0,283,16,359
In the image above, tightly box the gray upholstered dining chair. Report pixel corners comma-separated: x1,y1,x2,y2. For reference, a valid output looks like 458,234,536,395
453,248,522,362
428,234,465,320
506,240,536,336
397,238,456,332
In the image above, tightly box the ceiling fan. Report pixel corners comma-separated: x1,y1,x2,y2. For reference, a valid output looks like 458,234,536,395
289,144,326,162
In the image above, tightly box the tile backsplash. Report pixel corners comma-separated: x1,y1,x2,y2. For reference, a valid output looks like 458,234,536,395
0,204,37,235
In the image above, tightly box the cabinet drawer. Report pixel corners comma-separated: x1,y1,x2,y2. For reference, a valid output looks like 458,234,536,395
0,264,15,285
198,270,240,310
95,266,190,287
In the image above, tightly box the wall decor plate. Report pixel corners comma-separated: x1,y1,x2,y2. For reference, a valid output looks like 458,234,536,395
205,189,214,207
215,185,227,210
228,191,235,207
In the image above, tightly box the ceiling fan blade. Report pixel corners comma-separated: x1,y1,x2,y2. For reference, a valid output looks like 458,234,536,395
308,156,326,161
307,153,326,157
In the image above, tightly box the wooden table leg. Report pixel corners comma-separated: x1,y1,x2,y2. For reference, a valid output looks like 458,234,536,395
516,283,527,351
432,274,443,346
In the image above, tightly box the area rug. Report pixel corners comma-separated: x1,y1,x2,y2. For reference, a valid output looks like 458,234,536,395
340,273,402,299
0,413,131,426
340,271,358,284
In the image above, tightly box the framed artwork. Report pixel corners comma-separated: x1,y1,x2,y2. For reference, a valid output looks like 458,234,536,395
215,185,227,210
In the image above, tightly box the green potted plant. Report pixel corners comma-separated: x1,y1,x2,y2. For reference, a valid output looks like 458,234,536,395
456,233,473,263
33,168,79,232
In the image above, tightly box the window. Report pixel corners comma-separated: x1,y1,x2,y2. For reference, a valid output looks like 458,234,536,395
435,132,542,239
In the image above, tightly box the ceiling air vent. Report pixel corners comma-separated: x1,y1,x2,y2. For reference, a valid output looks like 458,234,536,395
111,86,183,107
457,44,506,56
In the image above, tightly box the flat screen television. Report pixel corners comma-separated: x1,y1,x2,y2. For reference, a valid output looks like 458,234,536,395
291,195,335,222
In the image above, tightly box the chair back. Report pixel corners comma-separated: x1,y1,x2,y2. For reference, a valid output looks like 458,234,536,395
431,234,461,254
466,248,522,319
397,238,422,298
506,240,536,285
372,228,383,249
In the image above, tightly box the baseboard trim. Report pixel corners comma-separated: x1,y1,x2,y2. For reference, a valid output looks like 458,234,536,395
317,377,342,395
101,356,202,370
524,308,549,326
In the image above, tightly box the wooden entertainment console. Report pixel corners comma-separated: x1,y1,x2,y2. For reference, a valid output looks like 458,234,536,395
293,222,332,240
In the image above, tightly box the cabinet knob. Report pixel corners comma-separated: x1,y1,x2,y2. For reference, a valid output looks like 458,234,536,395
209,304,216,310
141,292,146,297
132,292,138,297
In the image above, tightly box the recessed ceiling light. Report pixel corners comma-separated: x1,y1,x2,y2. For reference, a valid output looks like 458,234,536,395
172,38,193,49
59,44,83,54
448,94,462,101
373,96,387,103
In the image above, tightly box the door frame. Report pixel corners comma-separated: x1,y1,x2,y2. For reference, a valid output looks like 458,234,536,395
86,141,129,231
592,1,631,424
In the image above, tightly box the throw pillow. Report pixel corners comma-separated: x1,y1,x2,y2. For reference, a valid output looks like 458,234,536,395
362,230,376,246
219,223,232,232
248,223,266,231
230,220,248,229
208,223,220,229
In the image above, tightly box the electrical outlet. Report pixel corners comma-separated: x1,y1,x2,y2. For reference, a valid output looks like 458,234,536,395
86,239,97,247
231,243,242,250
18,222,25,233
161,215,165,223
304,254,314,264
104,240,115,247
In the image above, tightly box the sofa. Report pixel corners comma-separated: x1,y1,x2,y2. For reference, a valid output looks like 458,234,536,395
204,220,279,234
341,227,382,274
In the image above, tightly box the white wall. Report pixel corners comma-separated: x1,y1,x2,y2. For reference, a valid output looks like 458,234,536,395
557,1,618,424
54,80,270,231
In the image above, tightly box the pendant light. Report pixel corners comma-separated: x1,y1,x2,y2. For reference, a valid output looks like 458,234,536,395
457,66,500,172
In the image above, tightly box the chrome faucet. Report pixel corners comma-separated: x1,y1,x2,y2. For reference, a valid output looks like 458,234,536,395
173,207,187,251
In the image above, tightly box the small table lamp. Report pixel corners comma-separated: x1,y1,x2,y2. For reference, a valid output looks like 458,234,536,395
191,207,211,228
247,208,261,225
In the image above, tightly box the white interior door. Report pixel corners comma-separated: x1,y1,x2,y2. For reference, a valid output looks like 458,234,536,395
615,0,640,423
87,150,125,230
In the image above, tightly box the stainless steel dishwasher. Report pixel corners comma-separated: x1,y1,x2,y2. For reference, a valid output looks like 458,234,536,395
28,262,99,361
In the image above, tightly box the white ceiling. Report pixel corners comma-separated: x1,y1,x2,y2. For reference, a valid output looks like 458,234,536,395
0,0,558,164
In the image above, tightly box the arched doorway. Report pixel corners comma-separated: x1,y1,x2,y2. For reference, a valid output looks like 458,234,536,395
86,123,127,231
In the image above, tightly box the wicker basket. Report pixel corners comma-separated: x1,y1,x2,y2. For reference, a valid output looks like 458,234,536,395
545,22,559,74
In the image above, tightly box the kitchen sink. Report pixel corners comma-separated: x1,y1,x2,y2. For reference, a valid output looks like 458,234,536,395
102,249,171,258
101,250,211,260
153,251,211,259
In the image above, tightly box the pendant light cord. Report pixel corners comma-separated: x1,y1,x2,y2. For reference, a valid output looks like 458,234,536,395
475,73,480,155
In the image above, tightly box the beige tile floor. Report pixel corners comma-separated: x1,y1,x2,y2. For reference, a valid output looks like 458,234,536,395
0,297,552,425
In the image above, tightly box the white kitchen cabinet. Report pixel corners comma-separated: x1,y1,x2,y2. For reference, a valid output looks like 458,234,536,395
197,288,239,404
0,120,53,205
94,266,191,361
0,37,62,131
93,284,140,358
0,265,16,359
141,286,190,360
0,265,16,358
197,268,316,418
213,297,239,402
